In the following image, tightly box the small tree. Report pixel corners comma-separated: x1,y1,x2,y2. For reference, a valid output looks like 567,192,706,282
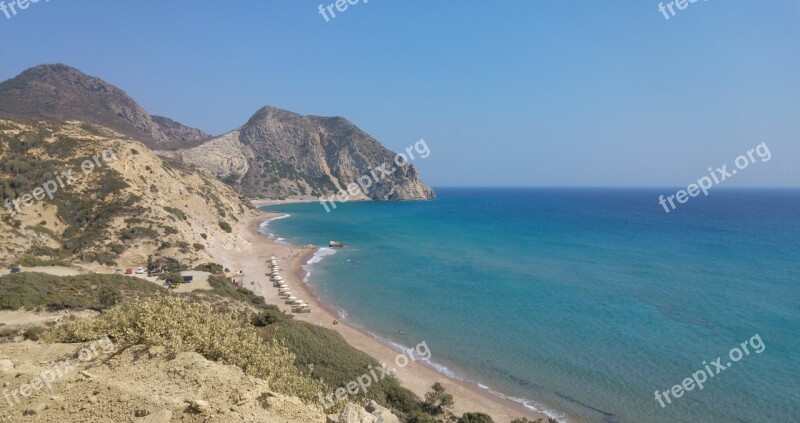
423,382,454,416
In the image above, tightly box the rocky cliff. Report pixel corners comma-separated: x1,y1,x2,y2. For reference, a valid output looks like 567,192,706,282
169,106,436,201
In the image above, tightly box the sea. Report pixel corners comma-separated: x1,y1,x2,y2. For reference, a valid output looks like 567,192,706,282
260,188,800,423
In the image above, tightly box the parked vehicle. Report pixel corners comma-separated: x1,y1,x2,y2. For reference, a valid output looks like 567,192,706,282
10,267,21,274
115,269,123,275
135,267,145,274
182,275,194,283
125,268,133,275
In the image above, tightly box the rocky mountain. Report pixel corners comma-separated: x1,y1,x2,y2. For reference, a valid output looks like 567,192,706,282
0,119,256,269
0,64,209,150
168,106,436,201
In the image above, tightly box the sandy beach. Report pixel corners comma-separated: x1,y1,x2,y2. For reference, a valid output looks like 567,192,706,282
209,212,551,422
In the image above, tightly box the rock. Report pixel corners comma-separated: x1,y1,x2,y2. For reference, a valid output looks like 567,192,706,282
327,414,340,423
135,410,171,423
0,359,13,372
329,241,344,248
134,409,150,417
336,403,377,423
88,396,99,404
23,403,46,415
190,399,209,413
366,401,400,423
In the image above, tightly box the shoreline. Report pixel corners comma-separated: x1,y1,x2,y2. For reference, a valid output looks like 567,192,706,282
211,212,558,422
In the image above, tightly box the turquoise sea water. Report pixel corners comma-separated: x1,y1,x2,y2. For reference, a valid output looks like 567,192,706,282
262,188,800,423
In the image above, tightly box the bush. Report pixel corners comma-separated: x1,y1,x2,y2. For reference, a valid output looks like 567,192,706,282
193,262,223,274
23,326,46,341
459,413,494,423
219,221,232,233
164,206,187,221
165,272,183,285
252,305,291,327
193,243,205,251
120,227,158,240
42,295,325,402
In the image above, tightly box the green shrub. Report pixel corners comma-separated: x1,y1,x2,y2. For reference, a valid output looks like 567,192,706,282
165,272,183,285
43,295,325,402
219,221,232,233
23,326,46,341
252,305,291,326
164,206,187,221
458,412,494,423
193,263,223,274
120,227,158,240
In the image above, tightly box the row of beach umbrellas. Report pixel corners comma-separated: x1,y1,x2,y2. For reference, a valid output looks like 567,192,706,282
270,256,310,313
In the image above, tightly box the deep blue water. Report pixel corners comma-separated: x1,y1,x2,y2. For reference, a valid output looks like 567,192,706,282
262,188,800,423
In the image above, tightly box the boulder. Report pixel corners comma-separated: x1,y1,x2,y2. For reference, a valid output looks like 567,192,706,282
336,403,376,423
365,401,400,423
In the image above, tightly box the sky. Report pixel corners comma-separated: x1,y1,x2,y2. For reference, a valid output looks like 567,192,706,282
0,0,798,187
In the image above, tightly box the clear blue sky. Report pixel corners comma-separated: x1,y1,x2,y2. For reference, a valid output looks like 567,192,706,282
1,1,798,187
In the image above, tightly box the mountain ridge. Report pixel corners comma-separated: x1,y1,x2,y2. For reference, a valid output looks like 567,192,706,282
0,64,210,150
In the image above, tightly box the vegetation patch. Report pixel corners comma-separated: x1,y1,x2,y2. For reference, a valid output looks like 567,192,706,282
0,272,163,311
43,295,325,402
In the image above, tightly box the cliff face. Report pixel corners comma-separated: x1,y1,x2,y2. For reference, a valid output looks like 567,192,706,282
170,106,436,201
0,65,210,150
0,119,256,269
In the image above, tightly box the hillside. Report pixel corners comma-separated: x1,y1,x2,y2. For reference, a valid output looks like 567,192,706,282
167,106,436,201
0,119,256,270
0,65,209,150
0,274,432,422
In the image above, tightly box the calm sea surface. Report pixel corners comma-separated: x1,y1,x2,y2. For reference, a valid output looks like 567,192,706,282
262,188,800,423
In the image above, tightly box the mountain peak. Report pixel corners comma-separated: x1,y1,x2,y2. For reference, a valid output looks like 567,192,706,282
0,64,209,149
